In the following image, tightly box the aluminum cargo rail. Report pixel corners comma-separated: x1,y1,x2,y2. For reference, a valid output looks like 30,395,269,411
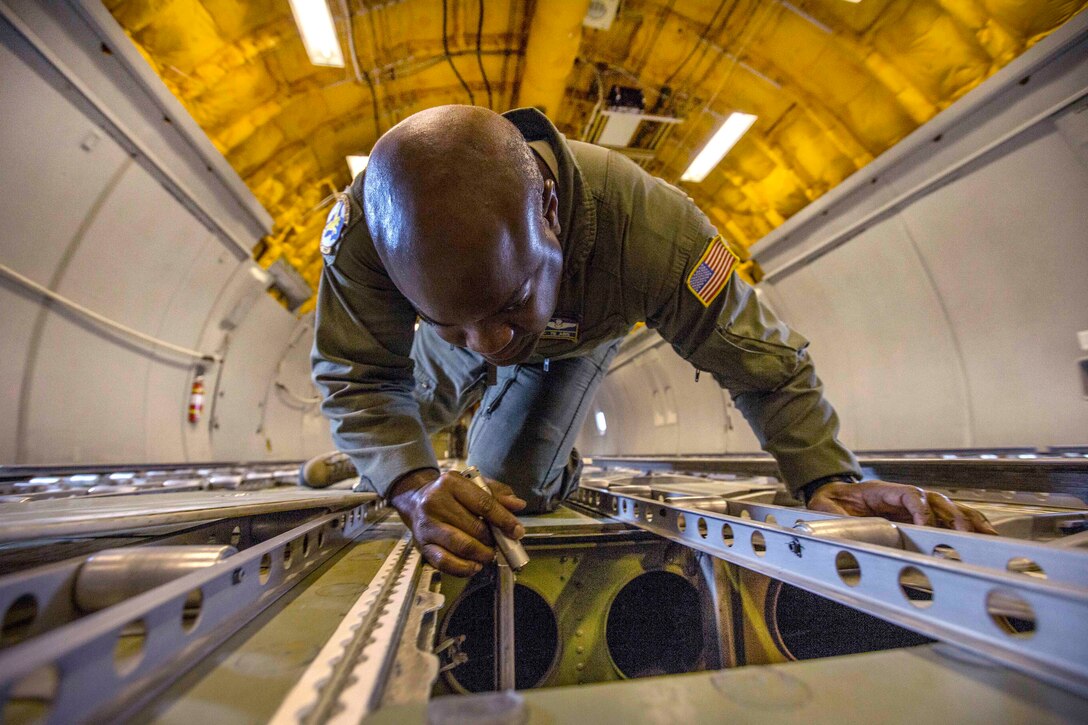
571,482,1088,698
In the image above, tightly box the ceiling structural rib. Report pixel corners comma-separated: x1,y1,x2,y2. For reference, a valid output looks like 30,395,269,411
516,0,591,116
103,0,1088,310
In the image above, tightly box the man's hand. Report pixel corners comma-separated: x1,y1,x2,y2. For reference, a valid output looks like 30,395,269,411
808,480,999,534
388,468,527,576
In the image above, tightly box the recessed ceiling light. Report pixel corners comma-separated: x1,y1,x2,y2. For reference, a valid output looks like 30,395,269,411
346,155,369,178
680,112,758,183
288,0,344,68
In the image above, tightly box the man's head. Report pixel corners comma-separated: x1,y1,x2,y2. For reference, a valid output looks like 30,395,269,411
363,105,563,365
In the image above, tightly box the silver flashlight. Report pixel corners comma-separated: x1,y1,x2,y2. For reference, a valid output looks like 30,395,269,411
461,466,530,571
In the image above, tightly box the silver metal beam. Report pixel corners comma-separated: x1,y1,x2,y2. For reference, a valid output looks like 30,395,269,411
0,502,378,724
572,484,1088,698
495,559,516,691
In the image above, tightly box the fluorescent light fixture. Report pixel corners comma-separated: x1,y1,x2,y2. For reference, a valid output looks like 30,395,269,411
595,411,607,435
680,112,758,183
288,0,344,68
346,155,369,178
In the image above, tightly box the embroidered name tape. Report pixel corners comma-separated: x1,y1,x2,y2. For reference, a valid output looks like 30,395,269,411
320,193,351,257
541,317,580,341
686,235,738,307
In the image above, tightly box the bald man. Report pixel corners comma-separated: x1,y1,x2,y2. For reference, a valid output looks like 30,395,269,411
312,106,995,576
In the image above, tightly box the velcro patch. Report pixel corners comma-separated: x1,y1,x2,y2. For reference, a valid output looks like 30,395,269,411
686,235,738,307
541,317,580,342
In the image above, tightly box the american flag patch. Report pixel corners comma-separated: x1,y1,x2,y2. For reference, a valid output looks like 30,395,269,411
686,235,739,307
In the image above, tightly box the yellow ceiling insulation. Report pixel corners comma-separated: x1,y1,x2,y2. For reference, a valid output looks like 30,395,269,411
105,0,1087,312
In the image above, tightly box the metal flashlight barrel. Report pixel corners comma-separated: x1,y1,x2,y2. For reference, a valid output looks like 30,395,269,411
461,466,530,571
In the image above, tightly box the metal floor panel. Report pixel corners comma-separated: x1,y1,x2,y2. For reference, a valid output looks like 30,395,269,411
0,489,373,542
367,644,1087,724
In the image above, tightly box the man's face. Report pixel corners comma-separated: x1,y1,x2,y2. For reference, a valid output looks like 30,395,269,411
409,183,563,365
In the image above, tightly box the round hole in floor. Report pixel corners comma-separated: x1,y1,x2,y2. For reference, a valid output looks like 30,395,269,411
606,571,703,678
440,581,558,693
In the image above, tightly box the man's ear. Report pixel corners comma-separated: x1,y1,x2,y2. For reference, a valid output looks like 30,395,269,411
542,179,561,236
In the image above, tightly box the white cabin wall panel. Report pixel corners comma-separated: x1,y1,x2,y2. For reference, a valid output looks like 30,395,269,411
209,294,299,461
257,320,326,461
21,316,151,463
1,15,315,466
649,345,727,454
643,352,679,453
597,364,646,455
47,162,212,336
613,361,657,454
281,323,332,458
21,161,214,464
596,385,631,457
759,269,860,452
0,40,130,463
0,283,38,462
764,216,972,451
5,0,271,252
587,385,616,456
900,122,1088,447
0,43,130,282
143,234,236,462
301,405,335,459
181,261,273,461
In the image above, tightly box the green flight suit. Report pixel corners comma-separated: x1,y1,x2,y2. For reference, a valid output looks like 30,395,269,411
311,108,860,505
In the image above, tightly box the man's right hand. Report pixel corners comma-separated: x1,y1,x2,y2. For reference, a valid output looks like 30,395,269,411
388,468,527,576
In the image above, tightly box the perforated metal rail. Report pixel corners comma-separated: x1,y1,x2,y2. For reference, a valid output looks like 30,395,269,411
571,483,1088,698
0,501,381,724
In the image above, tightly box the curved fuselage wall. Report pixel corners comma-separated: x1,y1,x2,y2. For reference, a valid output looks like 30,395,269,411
0,4,332,466
580,16,1088,458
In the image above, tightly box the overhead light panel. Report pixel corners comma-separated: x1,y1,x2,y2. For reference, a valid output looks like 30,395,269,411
680,112,758,183
346,155,369,178
288,0,344,68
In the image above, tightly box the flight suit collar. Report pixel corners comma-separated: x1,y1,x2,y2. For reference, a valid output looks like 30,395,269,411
502,108,597,280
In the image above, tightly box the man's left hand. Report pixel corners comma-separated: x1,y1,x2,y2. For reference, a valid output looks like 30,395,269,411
808,480,998,534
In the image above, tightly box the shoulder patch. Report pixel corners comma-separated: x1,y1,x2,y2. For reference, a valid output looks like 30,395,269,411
686,235,738,307
320,193,352,257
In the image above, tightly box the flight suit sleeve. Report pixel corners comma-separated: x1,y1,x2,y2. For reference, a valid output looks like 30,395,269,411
310,207,438,497
645,203,861,497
